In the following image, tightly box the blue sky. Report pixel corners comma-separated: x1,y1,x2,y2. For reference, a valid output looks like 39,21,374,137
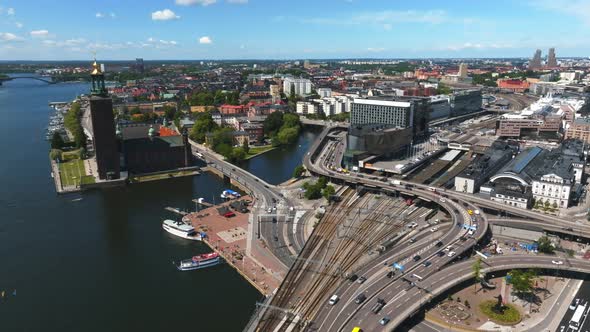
1,0,590,60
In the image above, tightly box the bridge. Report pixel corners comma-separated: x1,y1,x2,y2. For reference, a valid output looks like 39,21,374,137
0,76,56,85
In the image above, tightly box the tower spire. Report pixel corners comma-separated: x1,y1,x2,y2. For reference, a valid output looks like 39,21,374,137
90,54,107,96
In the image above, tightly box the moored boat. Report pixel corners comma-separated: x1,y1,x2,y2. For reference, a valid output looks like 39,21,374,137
162,219,202,241
175,252,221,271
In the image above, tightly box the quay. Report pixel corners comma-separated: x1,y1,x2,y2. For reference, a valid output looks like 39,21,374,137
164,207,188,216
184,195,283,295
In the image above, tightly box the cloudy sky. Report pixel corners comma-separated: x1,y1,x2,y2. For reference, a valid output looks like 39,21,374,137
1,0,590,60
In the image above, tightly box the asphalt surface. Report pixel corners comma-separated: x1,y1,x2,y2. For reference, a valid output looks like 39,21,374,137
558,280,590,332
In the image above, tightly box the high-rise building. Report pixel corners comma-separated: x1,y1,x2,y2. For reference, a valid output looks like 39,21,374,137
89,59,120,180
530,49,542,69
458,63,468,78
547,48,557,67
283,77,312,97
135,58,144,73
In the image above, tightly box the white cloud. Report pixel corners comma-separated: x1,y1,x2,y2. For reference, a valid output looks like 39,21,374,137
151,9,180,21
6,7,14,16
30,30,52,38
42,38,86,47
532,0,590,25
367,47,385,52
145,37,179,48
176,0,217,6
382,23,392,31
442,42,514,52
227,0,248,3
0,32,22,42
96,12,104,18
15,22,23,28
303,9,464,27
199,36,212,44
109,12,116,18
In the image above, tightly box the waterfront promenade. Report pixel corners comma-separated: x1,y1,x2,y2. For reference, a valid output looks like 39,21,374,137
184,196,283,295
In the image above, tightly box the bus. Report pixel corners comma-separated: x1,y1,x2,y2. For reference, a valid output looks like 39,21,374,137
569,303,586,330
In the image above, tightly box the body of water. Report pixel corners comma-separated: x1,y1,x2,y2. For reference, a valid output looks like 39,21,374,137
0,76,260,331
242,128,321,185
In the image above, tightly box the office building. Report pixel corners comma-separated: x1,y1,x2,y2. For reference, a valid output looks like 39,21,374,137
547,48,557,67
88,59,120,180
530,49,542,69
350,99,414,128
296,101,317,115
283,77,312,97
450,89,482,116
317,88,332,98
135,58,144,73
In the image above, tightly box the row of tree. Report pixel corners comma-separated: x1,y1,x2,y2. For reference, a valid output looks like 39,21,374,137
188,90,240,106
189,112,248,162
63,102,86,148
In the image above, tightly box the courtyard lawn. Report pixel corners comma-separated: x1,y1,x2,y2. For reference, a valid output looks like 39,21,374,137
58,159,94,187
479,300,521,324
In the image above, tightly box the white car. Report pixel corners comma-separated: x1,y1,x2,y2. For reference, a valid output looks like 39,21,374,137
552,260,563,265
468,229,474,236
430,227,439,233
328,294,339,305
447,251,456,257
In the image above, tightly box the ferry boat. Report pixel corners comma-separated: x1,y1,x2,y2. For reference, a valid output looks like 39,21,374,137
162,219,202,241
175,252,221,271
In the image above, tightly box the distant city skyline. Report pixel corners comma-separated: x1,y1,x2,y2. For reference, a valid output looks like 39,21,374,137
1,0,590,60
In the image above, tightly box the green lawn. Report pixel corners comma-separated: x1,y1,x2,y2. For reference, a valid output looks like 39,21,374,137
246,145,276,159
479,300,521,324
58,159,94,187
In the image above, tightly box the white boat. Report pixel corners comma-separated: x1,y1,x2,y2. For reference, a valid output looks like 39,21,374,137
162,219,202,241
175,252,221,271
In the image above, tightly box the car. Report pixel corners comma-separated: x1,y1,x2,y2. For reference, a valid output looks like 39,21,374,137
328,295,339,305
437,251,445,257
413,255,421,261
273,236,278,241
570,299,580,310
423,261,432,267
444,246,452,252
435,241,443,247
386,271,395,278
409,237,417,244
272,217,277,223
267,208,272,213
468,229,474,236
430,227,439,232
354,293,367,304
371,299,386,314
379,316,391,326
448,251,456,257
349,274,359,282
552,260,564,265
357,276,367,284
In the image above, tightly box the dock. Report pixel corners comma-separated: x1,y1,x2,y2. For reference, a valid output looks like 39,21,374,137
192,199,213,207
164,207,188,216
185,195,283,295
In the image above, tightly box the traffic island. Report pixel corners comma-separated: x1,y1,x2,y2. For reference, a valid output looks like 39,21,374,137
479,300,522,325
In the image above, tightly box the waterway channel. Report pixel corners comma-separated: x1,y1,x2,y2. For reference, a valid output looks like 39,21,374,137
0,76,280,331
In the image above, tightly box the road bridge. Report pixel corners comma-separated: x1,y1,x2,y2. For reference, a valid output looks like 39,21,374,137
0,76,56,84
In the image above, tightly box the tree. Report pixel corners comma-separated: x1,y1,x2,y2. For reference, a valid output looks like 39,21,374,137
49,149,62,161
552,202,558,209
304,183,322,200
509,269,536,300
293,165,305,178
537,236,554,254
242,140,249,154
190,112,219,143
50,132,64,149
264,112,284,136
276,126,300,145
163,105,176,120
229,147,247,162
322,184,336,200
472,257,482,292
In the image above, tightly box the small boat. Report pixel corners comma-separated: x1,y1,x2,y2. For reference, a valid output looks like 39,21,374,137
162,219,202,241
175,252,221,271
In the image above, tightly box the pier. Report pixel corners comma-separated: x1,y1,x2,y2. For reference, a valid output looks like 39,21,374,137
184,195,282,295
164,207,188,216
